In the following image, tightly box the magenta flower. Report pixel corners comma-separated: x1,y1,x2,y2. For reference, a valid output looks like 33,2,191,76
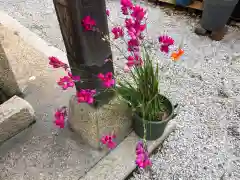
125,18,134,28
49,56,68,70
121,6,129,15
82,16,96,31
127,56,135,68
131,5,146,21
121,0,133,7
54,107,67,128
126,55,142,68
68,72,80,82
57,72,80,90
76,89,96,104
98,72,115,88
159,35,174,44
101,134,117,149
112,27,124,39
57,76,74,90
106,9,110,16
158,35,174,53
128,39,140,52
133,21,146,35
120,0,133,15
135,141,152,169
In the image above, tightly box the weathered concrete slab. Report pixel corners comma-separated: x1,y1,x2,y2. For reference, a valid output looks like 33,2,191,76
69,96,132,149
0,95,35,143
0,41,22,102
80,122,176,180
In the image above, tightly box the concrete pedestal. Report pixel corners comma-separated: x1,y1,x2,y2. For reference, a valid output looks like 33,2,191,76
68,96,132,149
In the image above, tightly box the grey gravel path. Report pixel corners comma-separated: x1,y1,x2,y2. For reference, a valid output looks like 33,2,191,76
127,4,240,180
1,0,240,180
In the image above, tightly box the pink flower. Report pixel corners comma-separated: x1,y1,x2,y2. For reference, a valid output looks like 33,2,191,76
106,9,110,16
82,16,96,31
126,55,142,68
54,107,67,128
126,21,146,40
101,134,117,149
76,89,96,104
68,72,80,82
128,39,140,52
57,72,80,90
131,5,146,21
133,21,146,34
136,141,145,154
49,56,68,70
98,72,115,88
121,6,129,15
120,0,133,15
127,56,135,67
121,0,133,7
158,35,174,53
57,76,75,90
135,141,152,169
159,35,174,45
125,18,134,29
112,27,124,39
160,45,170,53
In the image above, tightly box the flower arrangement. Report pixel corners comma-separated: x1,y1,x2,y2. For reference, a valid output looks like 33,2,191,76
49,0,183,170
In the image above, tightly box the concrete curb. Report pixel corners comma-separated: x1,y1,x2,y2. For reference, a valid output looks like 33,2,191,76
80,122,176,180
0,11,69,65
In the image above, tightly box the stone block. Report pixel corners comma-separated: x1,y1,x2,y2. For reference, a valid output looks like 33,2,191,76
0,95,35,144
0,42,22,102
68,96,132,149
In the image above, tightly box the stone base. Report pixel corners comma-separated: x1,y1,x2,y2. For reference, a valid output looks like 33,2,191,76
68,96,132,149
0,95,35,144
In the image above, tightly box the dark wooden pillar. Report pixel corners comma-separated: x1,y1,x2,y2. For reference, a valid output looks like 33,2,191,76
53,0,114,107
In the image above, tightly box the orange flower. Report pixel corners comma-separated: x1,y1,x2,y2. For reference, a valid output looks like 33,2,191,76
171,49,184,61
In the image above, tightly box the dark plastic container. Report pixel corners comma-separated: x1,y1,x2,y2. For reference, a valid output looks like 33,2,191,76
132,95,178,140
176,0,193,6
201,0,239,31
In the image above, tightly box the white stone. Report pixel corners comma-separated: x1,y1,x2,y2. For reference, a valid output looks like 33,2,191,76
0,95,35,143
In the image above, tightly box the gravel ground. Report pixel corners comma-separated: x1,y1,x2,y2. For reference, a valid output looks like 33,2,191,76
108,2,240,179
125,4,240,180
1,0,240,179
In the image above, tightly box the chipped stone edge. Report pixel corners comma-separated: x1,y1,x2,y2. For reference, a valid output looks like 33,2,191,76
80,122,177,180
0,11,69,65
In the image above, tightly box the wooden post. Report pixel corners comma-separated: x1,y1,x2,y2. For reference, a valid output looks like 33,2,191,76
53,0,114,107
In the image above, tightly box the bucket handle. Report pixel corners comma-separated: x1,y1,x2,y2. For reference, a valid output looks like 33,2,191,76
172,103,179,119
